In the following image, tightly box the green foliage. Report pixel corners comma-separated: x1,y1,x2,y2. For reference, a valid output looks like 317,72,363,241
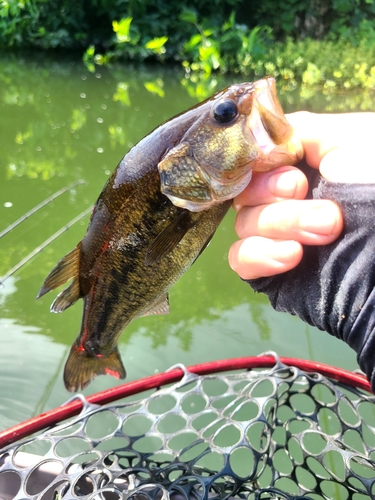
248,36,375,92
241,0,375,40
0,0,87,48
113,17,133,43
0,0,375,92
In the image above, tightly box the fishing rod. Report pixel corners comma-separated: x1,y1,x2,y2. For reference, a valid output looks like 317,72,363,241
0,179,86,239
0,206,92,286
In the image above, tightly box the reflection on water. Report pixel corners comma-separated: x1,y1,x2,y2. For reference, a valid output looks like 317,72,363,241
0,52,368,430
0,318,67,429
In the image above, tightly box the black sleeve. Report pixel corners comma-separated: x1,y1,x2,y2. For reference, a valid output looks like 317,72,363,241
246,167,375,391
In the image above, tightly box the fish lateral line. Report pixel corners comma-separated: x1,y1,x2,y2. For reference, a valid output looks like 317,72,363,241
101,240,110,253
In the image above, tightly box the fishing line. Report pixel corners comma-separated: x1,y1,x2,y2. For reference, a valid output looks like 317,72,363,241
0,206,92,286
0,179,86,239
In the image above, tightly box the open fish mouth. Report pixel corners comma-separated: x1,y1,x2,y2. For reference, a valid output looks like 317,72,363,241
246,77,303,171
248,79,284,157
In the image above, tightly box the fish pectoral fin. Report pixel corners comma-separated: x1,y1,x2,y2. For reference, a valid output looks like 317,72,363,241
51,278,80,313
141,294,170,316
145,209,195,266
37,243,81,299
64,344,126,392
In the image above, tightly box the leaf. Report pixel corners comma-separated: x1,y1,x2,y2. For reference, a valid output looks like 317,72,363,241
179,9,198,24
112,17,132,43
222,11,236,31
83,45,95,62
183,33,202,52
145,36,168,51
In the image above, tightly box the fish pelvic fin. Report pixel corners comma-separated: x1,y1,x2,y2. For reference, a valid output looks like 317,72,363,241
51,279,80,313
37,243,81,306
63,344,126,392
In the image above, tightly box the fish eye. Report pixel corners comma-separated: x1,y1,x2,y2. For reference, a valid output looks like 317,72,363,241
213,100,238,123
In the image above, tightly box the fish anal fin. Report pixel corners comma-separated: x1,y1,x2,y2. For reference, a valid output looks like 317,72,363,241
141,294,170,317
64,344,126,392
37,243,81,299
145,210,195,266
51,278,80,313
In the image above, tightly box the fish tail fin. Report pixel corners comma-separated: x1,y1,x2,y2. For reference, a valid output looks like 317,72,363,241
63,344,126,392
37,244,81,312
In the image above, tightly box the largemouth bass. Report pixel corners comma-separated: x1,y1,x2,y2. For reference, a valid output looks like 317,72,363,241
38,77,302,392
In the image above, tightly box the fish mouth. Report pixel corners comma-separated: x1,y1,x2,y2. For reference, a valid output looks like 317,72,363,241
202,77,302,185
246,77,303,171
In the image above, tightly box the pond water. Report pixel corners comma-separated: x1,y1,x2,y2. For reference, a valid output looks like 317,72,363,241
0,52,372,432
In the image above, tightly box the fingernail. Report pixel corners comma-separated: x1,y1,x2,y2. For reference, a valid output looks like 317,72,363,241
268,240,300,264
268,170,299,198
299,206,336,235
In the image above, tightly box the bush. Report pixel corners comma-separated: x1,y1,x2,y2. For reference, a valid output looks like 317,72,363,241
1,0,375,91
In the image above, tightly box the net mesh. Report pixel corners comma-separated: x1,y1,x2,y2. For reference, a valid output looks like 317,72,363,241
1,354,375,500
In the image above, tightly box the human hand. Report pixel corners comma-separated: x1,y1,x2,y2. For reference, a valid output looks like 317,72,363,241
229,111,375,280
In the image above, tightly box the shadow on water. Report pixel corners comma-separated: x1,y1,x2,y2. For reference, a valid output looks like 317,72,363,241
0,51,368,429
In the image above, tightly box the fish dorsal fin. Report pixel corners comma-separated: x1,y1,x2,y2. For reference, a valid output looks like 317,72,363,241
145,210,195,266
64,344,126,392
37,243,81,299
141,294,170,317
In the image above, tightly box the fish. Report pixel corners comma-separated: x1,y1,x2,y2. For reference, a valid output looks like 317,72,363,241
37,77,302,392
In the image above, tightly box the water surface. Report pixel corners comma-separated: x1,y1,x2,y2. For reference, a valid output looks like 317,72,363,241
0,53,370,431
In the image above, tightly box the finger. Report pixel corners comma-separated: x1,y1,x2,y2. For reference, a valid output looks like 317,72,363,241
286,111,375,171
320,146,375,183
233,166,308,212
228,237,303,280
235,199,343,245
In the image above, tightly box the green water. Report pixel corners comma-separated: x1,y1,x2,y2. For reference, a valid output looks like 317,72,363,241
0,53,366,432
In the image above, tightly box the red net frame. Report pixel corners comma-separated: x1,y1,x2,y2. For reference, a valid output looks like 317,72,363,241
0,354,370,449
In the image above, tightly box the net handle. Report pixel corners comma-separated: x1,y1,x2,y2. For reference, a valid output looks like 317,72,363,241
0,355,370,449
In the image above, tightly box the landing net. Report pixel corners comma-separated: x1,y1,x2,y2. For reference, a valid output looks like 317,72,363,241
1,353,375,500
